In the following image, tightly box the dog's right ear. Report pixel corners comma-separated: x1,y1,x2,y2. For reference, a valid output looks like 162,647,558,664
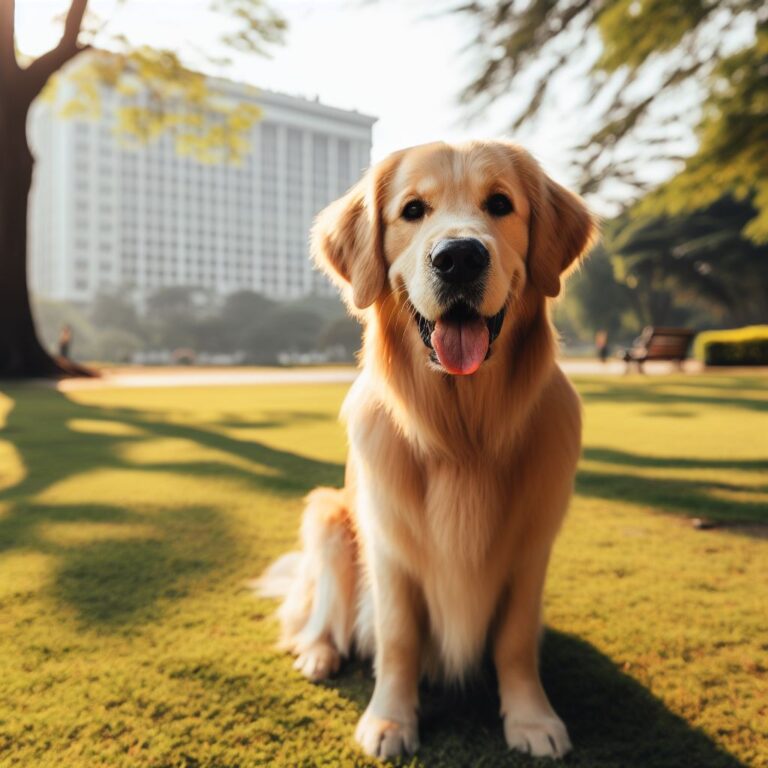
311,157,397,311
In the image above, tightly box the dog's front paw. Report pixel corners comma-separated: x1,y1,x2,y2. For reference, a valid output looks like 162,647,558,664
355,708,419,760
293,640,340,681
503,713,571,759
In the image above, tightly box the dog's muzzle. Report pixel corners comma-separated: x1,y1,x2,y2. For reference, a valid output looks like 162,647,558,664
415,301,505,376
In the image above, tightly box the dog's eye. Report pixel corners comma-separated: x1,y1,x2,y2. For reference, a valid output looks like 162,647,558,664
485,193,514,217
401,200,426,221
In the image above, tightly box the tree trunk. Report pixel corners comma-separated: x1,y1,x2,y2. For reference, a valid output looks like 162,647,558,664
0,83,94,378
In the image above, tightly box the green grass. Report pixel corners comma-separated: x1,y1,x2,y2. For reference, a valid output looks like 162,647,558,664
0,374,766,767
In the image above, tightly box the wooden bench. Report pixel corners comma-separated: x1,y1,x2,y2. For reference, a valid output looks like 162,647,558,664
621,327,695,372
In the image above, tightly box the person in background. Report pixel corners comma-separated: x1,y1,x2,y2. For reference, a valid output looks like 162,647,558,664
58,325,73,360
595,329,609,363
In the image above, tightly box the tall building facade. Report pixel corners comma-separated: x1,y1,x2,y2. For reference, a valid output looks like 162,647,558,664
28,68,375,304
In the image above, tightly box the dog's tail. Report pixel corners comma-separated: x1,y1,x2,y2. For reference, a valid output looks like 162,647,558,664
255,487,358,659
256,551,303,599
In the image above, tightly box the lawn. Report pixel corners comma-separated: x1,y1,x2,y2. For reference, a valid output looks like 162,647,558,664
0,374,765,767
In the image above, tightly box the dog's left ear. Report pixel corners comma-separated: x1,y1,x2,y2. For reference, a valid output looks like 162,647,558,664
311,155,399,311
527,169,598,298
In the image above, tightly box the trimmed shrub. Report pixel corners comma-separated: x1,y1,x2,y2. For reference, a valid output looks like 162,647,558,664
694,325,768,366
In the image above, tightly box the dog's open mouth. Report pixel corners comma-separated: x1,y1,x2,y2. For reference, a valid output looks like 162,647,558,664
415,302,505,375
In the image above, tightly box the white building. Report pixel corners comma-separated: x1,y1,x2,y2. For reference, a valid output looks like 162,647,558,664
29,66,376,305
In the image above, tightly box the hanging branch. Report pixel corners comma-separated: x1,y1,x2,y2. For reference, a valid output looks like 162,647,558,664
23,0,91,102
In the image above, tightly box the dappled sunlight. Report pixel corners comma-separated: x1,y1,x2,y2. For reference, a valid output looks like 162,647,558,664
576,382,768,525
37,521,161,546
0,393,13,426
31,468,251,509
551,494,765,759
115,437,281,478
708,487,768,506
219,421,348,464
580,457,767,487
0,551,52,597
0,439,26,493
577,377,768,421
0,379,764,766
578,377,768,466
67,419,147,437
0,393,26,494
575,468,767,525
49,505,239,628
0,384,344,636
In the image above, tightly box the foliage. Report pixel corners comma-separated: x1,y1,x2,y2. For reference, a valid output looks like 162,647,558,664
211,0,287,57
53,48,258,163
0,376,766,766
456,0,767,237
694,324,768,365
555,245,637,346
143,286,220,350
38,0,286,164
32,289,359,364
90,290,142,337
643,24,768,242
319,316,364,354
0,0,285,378
607,196,768,328
557,194,768,347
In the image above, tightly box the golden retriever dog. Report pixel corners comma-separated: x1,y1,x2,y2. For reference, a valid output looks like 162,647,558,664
259,140,597,760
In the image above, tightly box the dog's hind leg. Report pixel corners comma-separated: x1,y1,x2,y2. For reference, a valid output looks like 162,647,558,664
259,487,357,681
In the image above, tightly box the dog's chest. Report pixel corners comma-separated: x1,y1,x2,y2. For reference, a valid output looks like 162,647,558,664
408,461,514,677
419,459,510,562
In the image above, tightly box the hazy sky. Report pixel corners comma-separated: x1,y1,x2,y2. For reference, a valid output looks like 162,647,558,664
15,0,595,189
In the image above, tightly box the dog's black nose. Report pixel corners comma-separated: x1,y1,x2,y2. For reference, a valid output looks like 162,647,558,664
430,238,490,284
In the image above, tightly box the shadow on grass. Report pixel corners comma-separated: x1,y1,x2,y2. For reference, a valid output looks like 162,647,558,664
217,408,335,430
321,630,745,767
0,386,343,628
579,378,768,414
584,447,768,473
578,448,768,526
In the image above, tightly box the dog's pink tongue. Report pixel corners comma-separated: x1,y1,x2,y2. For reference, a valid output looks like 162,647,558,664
431,317,489,375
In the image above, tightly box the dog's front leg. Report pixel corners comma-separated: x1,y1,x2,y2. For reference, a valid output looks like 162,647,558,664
493,542,571,759
355,549,421,760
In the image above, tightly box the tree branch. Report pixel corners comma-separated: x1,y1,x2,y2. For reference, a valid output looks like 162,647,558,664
0,0,18,78
22,0,90,100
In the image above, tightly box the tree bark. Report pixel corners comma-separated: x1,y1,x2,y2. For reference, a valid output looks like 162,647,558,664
0,0,95,379
0,85,91,377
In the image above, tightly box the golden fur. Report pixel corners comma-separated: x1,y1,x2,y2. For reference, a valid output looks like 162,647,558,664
259,141,597,760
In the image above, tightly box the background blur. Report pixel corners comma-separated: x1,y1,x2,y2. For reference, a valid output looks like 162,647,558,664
8,0,768,368
2,5,766,766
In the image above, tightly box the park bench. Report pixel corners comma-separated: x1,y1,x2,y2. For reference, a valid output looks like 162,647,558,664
621,326,695,372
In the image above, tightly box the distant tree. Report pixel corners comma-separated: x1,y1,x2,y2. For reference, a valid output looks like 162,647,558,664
94,327,143,364
318,316,363,358
267,307,324,353
609,196,768,328
554,244,635,343
0,0,284,378
456,1,766,238
643,24,768,243
90,290,143,339
144,286,216,349
218,290,277,350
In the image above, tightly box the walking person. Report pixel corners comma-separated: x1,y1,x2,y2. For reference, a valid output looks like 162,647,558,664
595,329,609,363
58,324,73,360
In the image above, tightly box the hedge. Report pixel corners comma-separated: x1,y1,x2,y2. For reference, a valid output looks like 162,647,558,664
694,325,768,366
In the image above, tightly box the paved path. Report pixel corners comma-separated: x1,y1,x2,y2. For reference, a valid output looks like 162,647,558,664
55,360,712,391
57,366,360,391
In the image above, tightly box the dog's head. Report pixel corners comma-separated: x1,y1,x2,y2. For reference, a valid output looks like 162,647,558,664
312,141,597,375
